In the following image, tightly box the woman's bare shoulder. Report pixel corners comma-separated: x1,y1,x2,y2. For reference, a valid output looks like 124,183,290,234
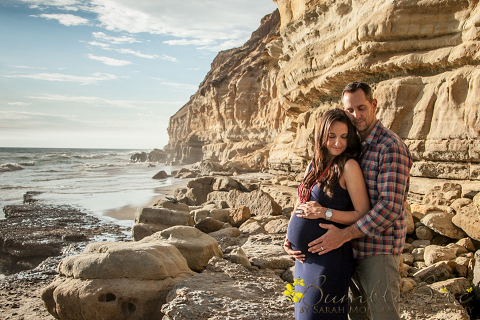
344,158,361,171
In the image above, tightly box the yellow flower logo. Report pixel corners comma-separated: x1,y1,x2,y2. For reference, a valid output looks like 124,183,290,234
293,278,305,287
440,287,448,293
467,287,473,293
283,278,305,303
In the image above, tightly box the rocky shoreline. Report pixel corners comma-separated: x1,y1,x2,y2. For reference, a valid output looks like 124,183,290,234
0,192,130,320
1,163,480,320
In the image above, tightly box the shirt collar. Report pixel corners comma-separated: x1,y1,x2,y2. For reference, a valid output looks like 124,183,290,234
362,120,382,147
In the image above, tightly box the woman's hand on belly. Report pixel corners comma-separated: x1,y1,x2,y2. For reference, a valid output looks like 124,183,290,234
283,236,305,263
296,201,326,219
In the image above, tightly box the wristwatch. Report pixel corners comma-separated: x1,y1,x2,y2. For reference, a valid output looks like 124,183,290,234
325,208,333,220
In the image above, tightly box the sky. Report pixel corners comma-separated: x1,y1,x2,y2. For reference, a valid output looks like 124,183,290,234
0,0,278,150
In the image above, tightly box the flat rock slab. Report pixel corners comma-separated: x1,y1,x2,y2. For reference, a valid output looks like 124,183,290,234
161,257,294,319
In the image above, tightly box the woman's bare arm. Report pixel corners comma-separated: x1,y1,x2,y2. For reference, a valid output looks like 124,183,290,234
296,159,370,224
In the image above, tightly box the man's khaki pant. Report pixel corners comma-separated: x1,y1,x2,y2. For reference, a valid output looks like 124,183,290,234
348,254,401,320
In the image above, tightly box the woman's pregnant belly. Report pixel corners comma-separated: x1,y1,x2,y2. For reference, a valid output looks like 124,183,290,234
287,213,328,254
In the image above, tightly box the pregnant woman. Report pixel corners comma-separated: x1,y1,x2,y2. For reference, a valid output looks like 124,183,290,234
284,109,370,320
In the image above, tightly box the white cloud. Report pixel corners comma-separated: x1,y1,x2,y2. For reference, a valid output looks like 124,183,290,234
152,79,198,91
19,0,277,51
19,0,79,6
0,110,76,121
163,39,216,46
32,13,90,26
88,37,176,61
7,102,32,106
88,41,110,48
62,6,79,11
28,94,184,110
89,0,277,51
92,31,139,44
160,55,178,63
28,94,184,105
198,38,251,52
29,94,142,109
14,66,49,70
4,72,119,85
115,48,158,59
88,54,131,66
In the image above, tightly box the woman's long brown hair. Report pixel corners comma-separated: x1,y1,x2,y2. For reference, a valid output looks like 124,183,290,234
299,108,361,200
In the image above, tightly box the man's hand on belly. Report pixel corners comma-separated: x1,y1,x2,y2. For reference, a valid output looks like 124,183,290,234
308,224,361,255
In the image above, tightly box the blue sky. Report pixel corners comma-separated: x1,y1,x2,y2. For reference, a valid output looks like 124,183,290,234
0,0,277,149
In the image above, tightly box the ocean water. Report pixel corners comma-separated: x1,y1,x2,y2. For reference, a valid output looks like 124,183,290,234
0,147,180,225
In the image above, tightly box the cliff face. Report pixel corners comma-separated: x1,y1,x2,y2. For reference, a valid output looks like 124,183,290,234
165,10,283,171
166,0,480,180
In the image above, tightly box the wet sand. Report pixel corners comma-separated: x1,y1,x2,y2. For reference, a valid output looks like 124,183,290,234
103,178,192,221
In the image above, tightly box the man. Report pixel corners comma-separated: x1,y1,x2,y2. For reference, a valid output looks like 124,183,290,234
308,82,413,320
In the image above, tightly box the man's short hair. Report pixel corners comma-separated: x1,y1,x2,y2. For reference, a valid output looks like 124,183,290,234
342,82,374,102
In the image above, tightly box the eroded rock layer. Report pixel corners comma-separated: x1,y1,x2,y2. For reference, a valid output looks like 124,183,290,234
166,0,480,179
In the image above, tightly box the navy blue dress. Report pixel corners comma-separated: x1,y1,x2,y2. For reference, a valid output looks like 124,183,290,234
287,181,355,319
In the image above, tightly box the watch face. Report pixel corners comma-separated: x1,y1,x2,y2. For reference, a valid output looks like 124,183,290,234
326,209,332,219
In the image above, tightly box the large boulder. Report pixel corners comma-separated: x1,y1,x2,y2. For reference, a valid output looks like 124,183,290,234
141,226,223,272
131,200,193,241
212,177,241,191
452,202,480,241
415,224,436,240
41,241,194,320
196,160,225,175
421,210,467,240
228,205,251,227
456,237,476,252
130,152,147,163
424,245,457,266
176,176,242,206
148,149,168,162
208,189,282,216
152,170,168,179
191,208,230,223
240,234,294,270
173,168,198,179
194,217,226,233
413,261,454,284
174,187,209,206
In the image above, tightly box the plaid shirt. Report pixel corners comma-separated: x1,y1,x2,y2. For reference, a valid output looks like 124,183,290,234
352,120,413,259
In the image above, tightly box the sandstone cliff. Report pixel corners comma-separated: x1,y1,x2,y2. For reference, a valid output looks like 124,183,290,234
165,0,480,180
165,10,283,171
